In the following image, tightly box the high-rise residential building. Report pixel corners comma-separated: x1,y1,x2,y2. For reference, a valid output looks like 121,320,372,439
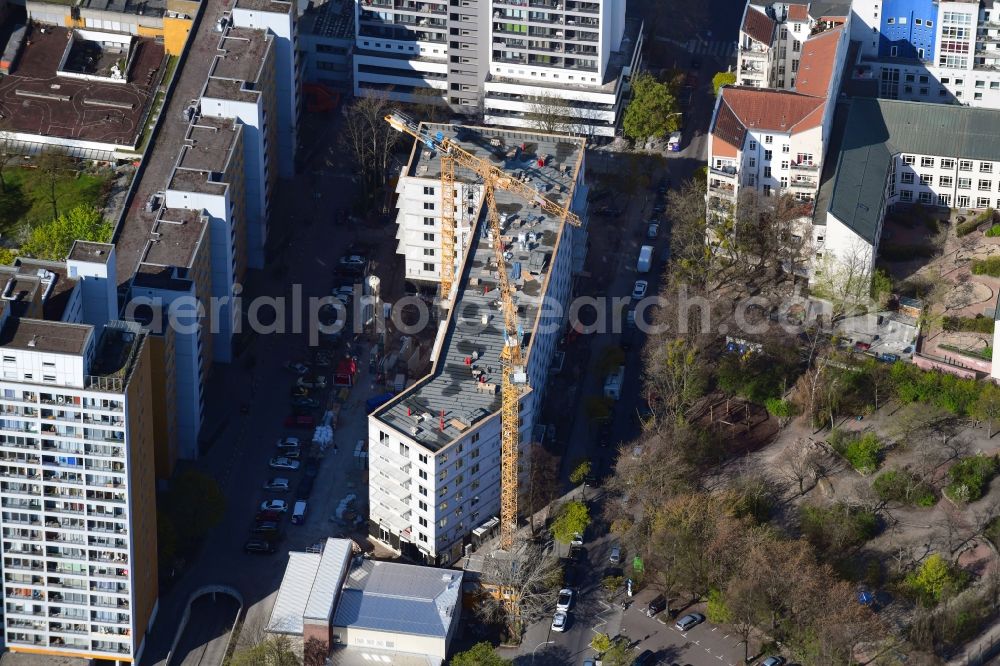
368,123,587,565
850,0,1000,108
299,0,355,93
353,0,642,135
0,249,158,662
483,0,643,137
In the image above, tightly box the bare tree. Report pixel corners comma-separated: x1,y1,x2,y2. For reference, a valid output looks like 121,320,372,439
409,87,447,123
34,147,72,221
812,239,876,322
477,539,562,640
525,94,569,134
339,94,401,200
526,443,559,533
778,438,828,495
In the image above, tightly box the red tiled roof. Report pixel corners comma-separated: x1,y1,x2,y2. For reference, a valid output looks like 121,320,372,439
787,4,809,21
713,87,826,140
795,25,843,98
742,5,775,45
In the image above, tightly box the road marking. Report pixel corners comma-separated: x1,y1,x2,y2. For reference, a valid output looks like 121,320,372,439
723,634,730,639
712,627,718,631
717,656,724,661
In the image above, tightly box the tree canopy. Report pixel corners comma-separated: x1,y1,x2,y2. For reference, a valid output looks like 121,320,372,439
551,500,591,544
20,205,111,261
450,642,511,666
623,73,680,143
229,636,300,666
712,71,736,95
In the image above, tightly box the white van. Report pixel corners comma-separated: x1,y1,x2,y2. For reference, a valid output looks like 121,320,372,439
292,500,307,525
636,245,653,273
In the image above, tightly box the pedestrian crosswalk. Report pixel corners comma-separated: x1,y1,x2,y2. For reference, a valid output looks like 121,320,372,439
684,38,737,58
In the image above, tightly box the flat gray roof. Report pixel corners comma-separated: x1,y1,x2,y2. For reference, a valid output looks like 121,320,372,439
168,168,228,195
333,559,462,638
140,208,208,268
0,318,91,355
211,27,271,83
178,116,241,173
68,241,114,265
808,0,853,18
234,0,292,13
79,0,167,17
268,551,322,635
822,98,1000,243
375,123,584,451
202,76,259,103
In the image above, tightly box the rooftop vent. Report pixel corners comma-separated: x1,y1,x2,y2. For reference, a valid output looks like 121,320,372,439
27,335,37,348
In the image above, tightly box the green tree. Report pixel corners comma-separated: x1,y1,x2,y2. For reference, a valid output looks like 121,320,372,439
712,70,736,95
20,205,112,261
0,248,15,265
905,554,969,606
450,642,510,666
600,638,637,666
972,382,1000,438
229,636,300,666
551,500,590,544
590,633,613,654
165,468,226,554
623,73,680,143
706,587,732,623
569,460,592,487
870,268,893,306
764,398,796,427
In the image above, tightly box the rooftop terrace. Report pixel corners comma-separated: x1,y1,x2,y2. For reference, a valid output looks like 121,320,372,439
0,25,163,149
375,123,584,451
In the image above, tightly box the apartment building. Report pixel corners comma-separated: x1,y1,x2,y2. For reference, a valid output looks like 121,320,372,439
708,19,849,254
354,0,641,135
200,23,282,270
299,0,355,92
368,124,586,565
0,251,158,662
736,1,852,89
852,0,1000,108
816,98,1000,282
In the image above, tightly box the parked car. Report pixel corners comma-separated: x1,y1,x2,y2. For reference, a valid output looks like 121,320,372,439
277,446,301,459
269,457,300,470
276,437,300,449
284,361,309,375
556,588,574,612
339,255,366,269
645,594,667,617
571,531,584,547
632,280,648,300
297,375,328,389
675,612,705,631
632,650,656,666
251,522,280,535
255,510,282,523
647,222,660,238
283,415,315,429
569,545,586,562
260,499,288,513
263,478,289,492
609,545,622,564
304,459,320,478
760,658,786,666
290,386,310,398
291,397,320,409
244,539,275,554
551,611,568,632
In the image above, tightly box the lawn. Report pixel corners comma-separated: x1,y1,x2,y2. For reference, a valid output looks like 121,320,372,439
0,165,111,239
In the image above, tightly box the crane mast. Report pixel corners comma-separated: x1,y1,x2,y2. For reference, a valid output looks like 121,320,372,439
384,112,581,551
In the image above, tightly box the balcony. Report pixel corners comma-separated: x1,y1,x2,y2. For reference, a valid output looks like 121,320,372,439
740,46,768,59
789,179,817,190
710,165,738,179
709,180,736,195
789,162,819,172
90,596,129,609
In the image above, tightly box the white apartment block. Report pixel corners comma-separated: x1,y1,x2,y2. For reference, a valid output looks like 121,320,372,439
851,0,1000,109
368,124,587,565
815,98,1000,283
483,0,643,137
0,249,159,663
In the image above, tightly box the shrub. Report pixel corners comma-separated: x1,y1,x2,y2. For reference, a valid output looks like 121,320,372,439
872,469,937,507
800,502,878,552
706,588,732,623
972,256,1000,277
945,454,1000,503
832,432,883,475
905,554,970,606
987,224,1000,237
956,218,984,237
942,315,995,334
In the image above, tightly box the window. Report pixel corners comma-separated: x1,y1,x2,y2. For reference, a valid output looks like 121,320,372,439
976,92,984,100
890,46,898,57
423,216,434,226
905,74,915,83
926,20,933,27
977,80,986,89
899,189,913,202
921,157,935,167
423,232,435,241
959,177,972,189
764,135,773,144
423,202,434,210
418,453,428,464
992,82,1000,90
419,517,428,527
959,195,971,207
419,485,427,496
980,179,992,191
941,158,955,170
902,155,915,165
748,158,756,168
979,196,992,208
781,161,789,169
901,172,914,184
919,174,932,185
939,175,953,188
919,191,932,204
748,141,757,151
915,18,922,25
418,500,428,511
983,162,995,173
764,150,773,161
782,144,789,153
887,17,894,24
763,185,772,196
920,75,929,84
423,186,435,195
423,262,434,272
764,167,772,179
960,160,973,171
780,177,788,187
938,193,952,206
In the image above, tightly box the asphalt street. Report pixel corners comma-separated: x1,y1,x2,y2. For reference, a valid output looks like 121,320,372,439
172,595,241,666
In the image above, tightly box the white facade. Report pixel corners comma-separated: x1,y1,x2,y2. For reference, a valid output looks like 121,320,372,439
232,0,300,179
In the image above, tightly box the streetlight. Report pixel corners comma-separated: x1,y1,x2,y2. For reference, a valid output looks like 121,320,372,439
531,640,554,664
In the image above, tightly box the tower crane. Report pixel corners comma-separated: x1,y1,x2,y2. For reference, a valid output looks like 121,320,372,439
385,112,581,549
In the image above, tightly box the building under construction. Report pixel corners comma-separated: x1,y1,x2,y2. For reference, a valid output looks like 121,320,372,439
367,123,588,566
